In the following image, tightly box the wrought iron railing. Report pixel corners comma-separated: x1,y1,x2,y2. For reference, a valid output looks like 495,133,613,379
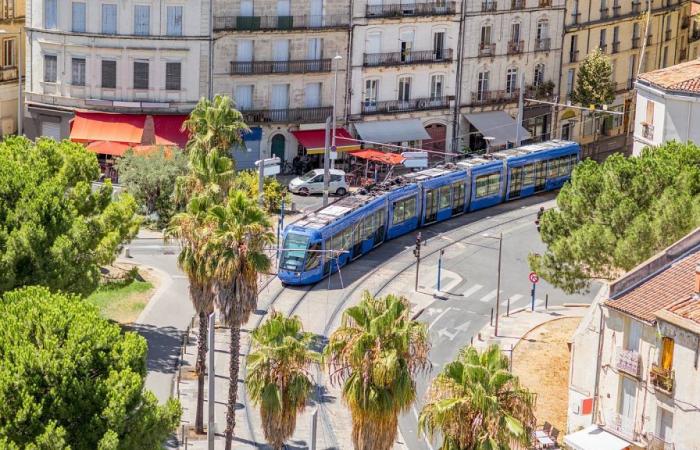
535,38,551,52
632,37,640,48
482,1,497,12
612,42,620,53
230,59,331,75
650,364,674,394
470,89,520,106
362,96,450,115
363,49,453,67
0,66,18,82
365,1,456,18
569,50,579,63
511,0,524,9
240,106,333,124
648,434,675,450
478,43,496,57
213,15,348,31
507,40,524,54
600,8,609,19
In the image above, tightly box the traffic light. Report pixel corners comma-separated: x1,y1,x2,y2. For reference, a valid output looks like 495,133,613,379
413,232,422,258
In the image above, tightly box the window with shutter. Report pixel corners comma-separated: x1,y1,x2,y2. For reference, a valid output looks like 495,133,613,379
72,2,86,32
165,62,181,90
44,0,58,29
3,39,15,67
133,61,149,90
166,6,183,36
44,54,57,83
134,5,150,35
72,58,86,86
102,4,117,34
101,60,117,88
235,85,253,110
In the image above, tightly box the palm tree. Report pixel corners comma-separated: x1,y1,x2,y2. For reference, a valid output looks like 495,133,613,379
419,345,536,450
246,311,320,450
183,95,249,159
325,291,430,450
174,148,235,207
206,190,275,450
165,194,215,434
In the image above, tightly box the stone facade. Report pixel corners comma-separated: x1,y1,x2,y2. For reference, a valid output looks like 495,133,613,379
24,0,210,140
0,0,23,137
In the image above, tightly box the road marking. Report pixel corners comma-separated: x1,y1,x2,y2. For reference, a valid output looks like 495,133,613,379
479,289,498,302
412,407,436,450
455,320,472,332
438,328,458,340
504,294,523,305
428,307,452,331
426,307,443,317
462,284,483,299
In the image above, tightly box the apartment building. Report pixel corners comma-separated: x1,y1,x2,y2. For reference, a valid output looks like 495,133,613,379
632,59,700,155
557,0,691,159
456,0,565,153
565,228,700,450
25,0,210,145
213,0,352,169
348,0,459,160
0,0,23,137
690,0,700,60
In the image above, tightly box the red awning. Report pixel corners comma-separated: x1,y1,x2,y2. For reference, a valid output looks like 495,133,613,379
153,115,189,148
85,141,133,157
291,128,359,154
349,149,405,165
70,112,146,144
132,145,178,157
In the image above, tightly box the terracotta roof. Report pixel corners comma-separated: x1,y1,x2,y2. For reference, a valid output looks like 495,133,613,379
665,296,700,323
605,252,700,323
638,60,700,95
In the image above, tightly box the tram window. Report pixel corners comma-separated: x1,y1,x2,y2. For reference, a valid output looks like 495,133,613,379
475,173,501,198
363,215,373,239
392,197,416,224
452,182,465,209
375,209,385,228
342,228,352,250
523,164,535,186
393,201,405,225
305,242,321,270
439,185,451,210
557,156,570,177
547,158,559,178
510,167,523,192
404,197,416,220
280,233,310,271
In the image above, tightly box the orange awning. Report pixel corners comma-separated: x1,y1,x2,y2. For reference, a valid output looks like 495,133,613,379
86,141,133,157
349,149,405,165
292,128,360,154
153,115,189,147
70,112,146,144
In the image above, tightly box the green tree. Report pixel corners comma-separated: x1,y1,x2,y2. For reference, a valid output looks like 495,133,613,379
233,169,291,212
325,292,430,450
0,137,140,296
529,141,700,293
0,286,181,449
419,345,536,450
115,147,188,228
207,190,274,450
246,312,320,450
182,95,249,159
571,48,616,145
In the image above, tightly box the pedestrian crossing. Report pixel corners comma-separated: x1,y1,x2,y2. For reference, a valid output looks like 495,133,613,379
457,283,545,309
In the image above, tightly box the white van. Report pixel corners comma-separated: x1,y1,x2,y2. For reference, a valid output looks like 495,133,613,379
288,169,348,196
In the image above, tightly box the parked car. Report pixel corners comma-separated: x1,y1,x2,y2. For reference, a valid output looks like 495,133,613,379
288,169,348,196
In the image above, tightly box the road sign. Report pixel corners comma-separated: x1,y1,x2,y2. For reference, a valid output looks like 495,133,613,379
255,157,281,176
330,145,338,160
529,272,539,284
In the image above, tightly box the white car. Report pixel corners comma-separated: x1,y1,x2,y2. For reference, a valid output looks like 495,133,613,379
288,169,348,196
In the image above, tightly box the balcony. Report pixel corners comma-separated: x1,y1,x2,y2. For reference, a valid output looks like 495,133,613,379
535,38,551,52
470,89,520,106
482,1,497,12
478,43,496,57
681,16,690,29
604,411,637,442
615,348,641,377
526,81,555,99
647,35,653,45
538,0,551,6
612,41,620,53
612,4,621,16
0,66,18,82
641,123,654,140
213,15,348,31
569,50,579,63
632,1,641,14
363,49,453,67
632,37,640,48
648,434,675,450
650,364,674,394
365,1,456,18
507,40,524,54
570,11,581,25
665,29,672,41
362,96,450,115
240,106,332,124
599,43,608,53
230,59,331,75
511,0,524,9
600,8,609,19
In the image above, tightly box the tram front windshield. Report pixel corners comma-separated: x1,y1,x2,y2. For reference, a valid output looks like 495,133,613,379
280,233,309,271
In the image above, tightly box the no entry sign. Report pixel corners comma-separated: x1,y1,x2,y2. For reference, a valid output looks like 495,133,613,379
529,272,539,284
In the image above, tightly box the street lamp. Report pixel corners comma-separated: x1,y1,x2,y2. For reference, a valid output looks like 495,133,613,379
323,54,343,207
331,54,343,170
0,29,22,136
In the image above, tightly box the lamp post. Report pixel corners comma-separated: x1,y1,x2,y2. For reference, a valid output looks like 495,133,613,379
331,54,342,170
481,233,503,337
0,29,22,135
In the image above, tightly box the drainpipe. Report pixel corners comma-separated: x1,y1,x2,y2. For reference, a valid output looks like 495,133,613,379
592,302,606,425
450,0,467,155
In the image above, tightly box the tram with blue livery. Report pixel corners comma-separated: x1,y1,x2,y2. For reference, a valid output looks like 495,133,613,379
278,140,580,285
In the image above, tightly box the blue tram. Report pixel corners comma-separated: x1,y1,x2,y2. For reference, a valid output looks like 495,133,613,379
278,140,580,285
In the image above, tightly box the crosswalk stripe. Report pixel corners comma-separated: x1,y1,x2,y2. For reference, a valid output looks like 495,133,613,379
503,294,523,305
479,289,498,302
462,284,483,299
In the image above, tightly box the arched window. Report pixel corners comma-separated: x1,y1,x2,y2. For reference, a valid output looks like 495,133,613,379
477,71,489,102
506,67,518,94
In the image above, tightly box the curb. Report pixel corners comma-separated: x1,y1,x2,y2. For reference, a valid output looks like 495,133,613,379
128,261,174,325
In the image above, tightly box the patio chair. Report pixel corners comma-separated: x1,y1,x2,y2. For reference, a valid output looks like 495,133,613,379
542,421,552,434
550,427,560,442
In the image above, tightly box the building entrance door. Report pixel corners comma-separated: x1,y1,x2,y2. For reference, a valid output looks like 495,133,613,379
271,134,285,161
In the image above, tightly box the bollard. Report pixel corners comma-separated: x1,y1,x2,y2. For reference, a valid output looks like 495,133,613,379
490,307,494,326
470,336,474,345
310,408,318,450
545,293,549,309
507,297,511,317
124,246,131,258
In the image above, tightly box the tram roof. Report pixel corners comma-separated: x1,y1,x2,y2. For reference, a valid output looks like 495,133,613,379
293,192,383,230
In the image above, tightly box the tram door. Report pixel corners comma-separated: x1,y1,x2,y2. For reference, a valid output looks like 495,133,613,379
352,222,363,259
425,189,438,223
534,160,547,192
509,167,523,199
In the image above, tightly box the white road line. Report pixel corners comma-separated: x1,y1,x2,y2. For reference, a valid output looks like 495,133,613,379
504,294,523,305
462,284,483,299
428,307,452,331
412,406,436,450
479,289,498,302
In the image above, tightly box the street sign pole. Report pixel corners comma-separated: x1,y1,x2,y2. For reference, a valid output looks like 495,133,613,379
528,271,539,312
531,282,536,311
437,249,444,292
494,233,502,336
207,312,215,450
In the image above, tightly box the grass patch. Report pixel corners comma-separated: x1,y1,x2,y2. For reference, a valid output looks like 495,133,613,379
87,276,154,324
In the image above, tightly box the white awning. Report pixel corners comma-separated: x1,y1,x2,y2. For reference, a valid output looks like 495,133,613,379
564,425,632,450
463,110,531,147
354,119,430,144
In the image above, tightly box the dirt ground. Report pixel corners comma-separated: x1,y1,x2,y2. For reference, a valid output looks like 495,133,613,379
512,317,580,436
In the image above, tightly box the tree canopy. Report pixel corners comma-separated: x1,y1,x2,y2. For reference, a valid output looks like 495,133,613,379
115,147,188,228
0,286,181,449
0,137,140,296
571,48,615,108
530,141,700,293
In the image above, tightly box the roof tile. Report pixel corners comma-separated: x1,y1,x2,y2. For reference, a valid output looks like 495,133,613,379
638,60,700,94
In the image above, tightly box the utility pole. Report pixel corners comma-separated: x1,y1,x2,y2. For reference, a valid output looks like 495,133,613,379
413,232,422,292
207,312,215,450
323,117,331,207
494,233,502,337
515,73,525,147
